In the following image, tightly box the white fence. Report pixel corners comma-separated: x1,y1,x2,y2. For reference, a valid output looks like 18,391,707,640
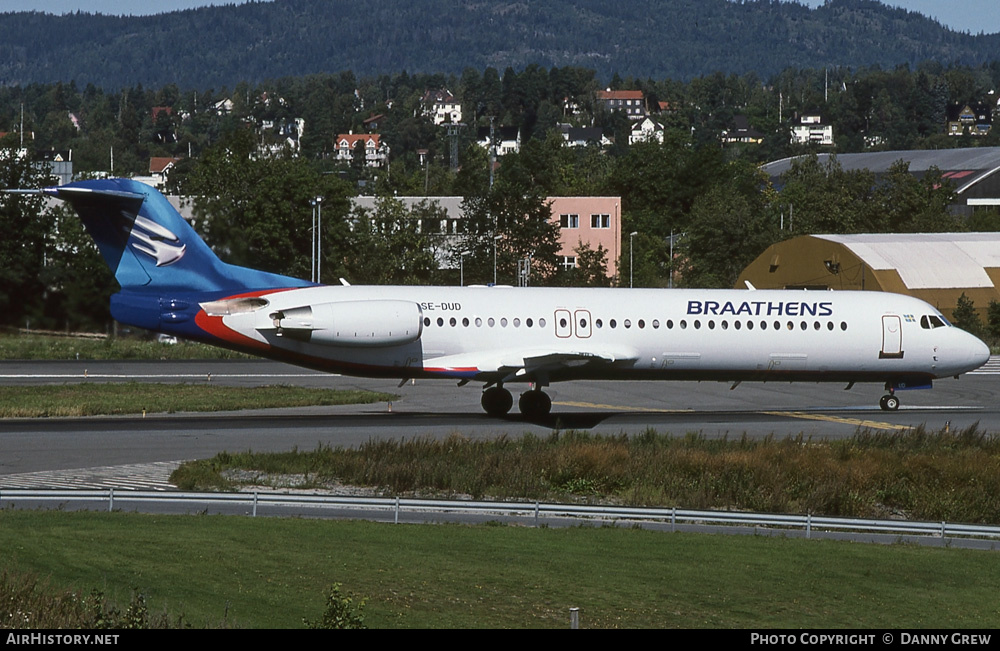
4,488,1000,543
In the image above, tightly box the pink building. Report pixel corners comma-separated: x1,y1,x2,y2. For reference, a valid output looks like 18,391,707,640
548,196,621,281
351,195,622,282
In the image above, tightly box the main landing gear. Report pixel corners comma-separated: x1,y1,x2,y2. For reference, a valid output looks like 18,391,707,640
481,386,513,417
480,384,552,419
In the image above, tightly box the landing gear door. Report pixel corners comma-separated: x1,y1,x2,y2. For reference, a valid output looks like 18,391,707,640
879,315,904,359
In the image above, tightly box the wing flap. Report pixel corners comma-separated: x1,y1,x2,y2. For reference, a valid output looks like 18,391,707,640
423,347,638,379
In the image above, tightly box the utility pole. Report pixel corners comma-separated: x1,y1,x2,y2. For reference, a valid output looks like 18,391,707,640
488,116,496,190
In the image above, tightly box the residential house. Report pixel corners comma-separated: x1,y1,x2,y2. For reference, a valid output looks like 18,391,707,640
260,117,305,157
422,89,463,125
362,113,386,132
721,115,764,145
213,98,234,115
37,150,73,185
790,114,834,146
596,89,646,120
477,126,521,156
946,103,992,136
559,124,612,148
147,156,182,189
335,133,390,167
629,117,665,145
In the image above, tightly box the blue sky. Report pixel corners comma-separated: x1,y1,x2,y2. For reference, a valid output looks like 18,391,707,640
797,0,1000,35
0,0,997,34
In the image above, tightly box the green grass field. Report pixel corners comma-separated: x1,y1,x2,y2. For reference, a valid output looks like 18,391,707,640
0,331,248,361
2,510,999,629
0,383,396,418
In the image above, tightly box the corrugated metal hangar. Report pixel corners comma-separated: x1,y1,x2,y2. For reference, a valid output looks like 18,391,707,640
736,233,1000,320
762,147,1000,215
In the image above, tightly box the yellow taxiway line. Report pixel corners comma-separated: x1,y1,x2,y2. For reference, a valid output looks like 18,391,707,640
760,411,911,430
552,401,692,413
554,401,911,430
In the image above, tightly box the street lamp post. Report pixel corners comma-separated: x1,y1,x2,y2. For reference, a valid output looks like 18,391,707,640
310,197,324,284
493,235,502,285
460,250,471,286
310,199,317,282
667,230,685,289
629,231,638,288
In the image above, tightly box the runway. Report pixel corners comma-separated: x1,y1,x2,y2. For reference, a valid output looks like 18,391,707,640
1,359,997,487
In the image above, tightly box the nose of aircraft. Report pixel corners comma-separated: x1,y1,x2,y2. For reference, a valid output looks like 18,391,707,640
961,330,991,374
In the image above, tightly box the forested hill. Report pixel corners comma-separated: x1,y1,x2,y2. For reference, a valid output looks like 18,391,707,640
1,0,999,89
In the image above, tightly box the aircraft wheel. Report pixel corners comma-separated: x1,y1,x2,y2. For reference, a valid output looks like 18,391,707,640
879,395,899,411
518,390,552,419
481,386,513,417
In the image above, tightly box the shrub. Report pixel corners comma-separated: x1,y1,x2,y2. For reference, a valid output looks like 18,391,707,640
304,584,366,630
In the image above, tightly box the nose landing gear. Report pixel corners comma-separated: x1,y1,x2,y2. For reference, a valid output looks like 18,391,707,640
878,394,900,411
879,385,900,411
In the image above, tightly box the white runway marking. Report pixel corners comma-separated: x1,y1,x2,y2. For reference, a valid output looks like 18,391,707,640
969,357,1000,374
0,461,184,490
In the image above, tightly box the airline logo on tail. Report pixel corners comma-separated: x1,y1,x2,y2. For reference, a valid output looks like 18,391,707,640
129,215,186,267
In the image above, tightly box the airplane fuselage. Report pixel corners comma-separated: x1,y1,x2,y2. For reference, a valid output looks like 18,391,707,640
147,284,987,389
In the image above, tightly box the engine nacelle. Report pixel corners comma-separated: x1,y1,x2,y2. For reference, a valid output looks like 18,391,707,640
265,299,423,347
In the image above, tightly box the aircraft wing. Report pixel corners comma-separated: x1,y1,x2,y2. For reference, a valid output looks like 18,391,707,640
423,347,639,382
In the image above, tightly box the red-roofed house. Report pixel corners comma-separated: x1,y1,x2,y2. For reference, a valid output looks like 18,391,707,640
596,89,646,120
149,157,182,188
335,133,389,167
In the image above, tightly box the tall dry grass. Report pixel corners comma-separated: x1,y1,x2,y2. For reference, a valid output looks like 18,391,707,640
0,569,182,629
172,425,1000,523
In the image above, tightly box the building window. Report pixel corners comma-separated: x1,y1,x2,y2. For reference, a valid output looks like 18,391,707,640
591,214,610,229
560,214,579,229
562,256,577,271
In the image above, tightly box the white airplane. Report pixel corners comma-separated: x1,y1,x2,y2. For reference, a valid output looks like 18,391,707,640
38,178,991,418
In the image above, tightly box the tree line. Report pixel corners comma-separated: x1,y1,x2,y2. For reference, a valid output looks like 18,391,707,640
1,0,999,89
2,61,1000,332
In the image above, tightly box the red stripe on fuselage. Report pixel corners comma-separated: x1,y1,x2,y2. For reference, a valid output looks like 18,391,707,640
193,288,295,352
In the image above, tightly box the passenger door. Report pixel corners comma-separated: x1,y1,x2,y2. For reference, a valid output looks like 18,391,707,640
879,315,904,359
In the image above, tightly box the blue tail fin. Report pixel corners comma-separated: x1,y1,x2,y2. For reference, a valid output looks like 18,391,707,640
48,178,312,293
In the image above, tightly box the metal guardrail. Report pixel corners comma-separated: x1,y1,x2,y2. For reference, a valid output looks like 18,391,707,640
4,488,1000,541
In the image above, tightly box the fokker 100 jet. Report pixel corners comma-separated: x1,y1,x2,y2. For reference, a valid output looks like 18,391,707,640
27,178,991,418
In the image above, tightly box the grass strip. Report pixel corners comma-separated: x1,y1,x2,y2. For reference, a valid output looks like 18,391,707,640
172,426,1000,523
0,332,249,361
0,383,396,418
2,510,999,629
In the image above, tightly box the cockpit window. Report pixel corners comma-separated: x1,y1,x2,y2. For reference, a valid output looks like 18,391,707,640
920,315,948,329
